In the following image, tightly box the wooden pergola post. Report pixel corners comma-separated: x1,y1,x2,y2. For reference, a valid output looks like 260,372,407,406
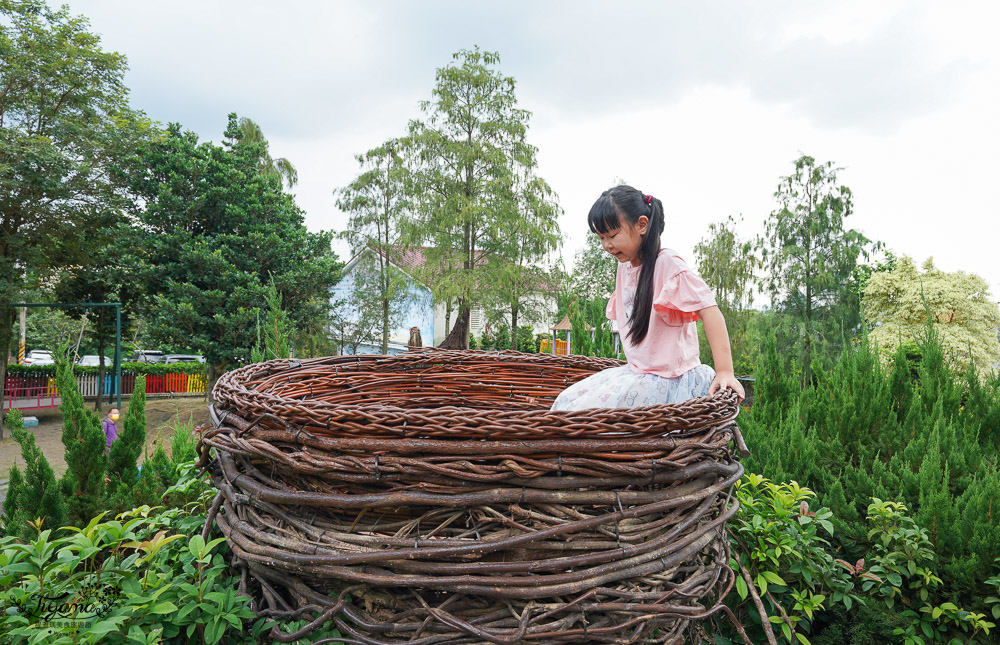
550,315,592,357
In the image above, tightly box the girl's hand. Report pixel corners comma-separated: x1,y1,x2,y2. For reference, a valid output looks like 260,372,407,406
709,371,745,400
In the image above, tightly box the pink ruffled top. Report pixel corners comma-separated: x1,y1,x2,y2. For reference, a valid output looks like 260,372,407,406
606,248,717,378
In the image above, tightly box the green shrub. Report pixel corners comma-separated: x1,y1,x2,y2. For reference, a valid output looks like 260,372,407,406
515,325,535,353
168,415,198,466
2,410,67,540
55,348,108,526
738,318,1000,640
719,477,995,644
721,474,859,644
108,376,147,514
0,461,345,644
0,465,251,644
493,325,511,351
864,499,995,643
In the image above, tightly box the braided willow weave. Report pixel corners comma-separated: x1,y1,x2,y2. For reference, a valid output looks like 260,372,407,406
197,349,748,644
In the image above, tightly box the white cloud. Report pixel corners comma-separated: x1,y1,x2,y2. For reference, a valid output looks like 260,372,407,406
62,0,1000,301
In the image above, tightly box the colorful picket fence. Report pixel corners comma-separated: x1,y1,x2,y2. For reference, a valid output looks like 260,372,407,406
2,370,207,411
537,338,569,355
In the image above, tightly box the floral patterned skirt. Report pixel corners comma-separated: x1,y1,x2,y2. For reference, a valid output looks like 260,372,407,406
550,364,716,411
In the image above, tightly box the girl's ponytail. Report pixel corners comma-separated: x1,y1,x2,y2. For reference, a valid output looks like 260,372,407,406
587,185,664,345
630,193,663,344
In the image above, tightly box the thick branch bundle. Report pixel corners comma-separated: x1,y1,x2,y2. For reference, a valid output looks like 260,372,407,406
198,349,745,644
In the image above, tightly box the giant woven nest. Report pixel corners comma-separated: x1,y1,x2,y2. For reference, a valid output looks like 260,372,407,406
196,349,748,644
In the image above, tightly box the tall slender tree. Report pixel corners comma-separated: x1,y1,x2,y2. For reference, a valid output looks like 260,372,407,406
758,155,875,385
107,375,146,511
336,140,416,353
694,214,760,374
486,171,562,346
0,0,147,425
404,48,555,348
54,346,108,525
2,409,67,539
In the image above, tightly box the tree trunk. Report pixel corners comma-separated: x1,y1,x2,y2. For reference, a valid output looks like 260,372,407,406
207,362,226,404
511,302,519,351
96,333,106,411
438,306,470,349
381,296,389,354
444,298,452,337
0,303,10,439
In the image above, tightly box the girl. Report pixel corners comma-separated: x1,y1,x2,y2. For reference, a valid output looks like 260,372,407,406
552,185,745,410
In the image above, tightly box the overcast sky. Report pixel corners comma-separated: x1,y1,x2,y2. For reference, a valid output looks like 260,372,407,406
68,0,1000,300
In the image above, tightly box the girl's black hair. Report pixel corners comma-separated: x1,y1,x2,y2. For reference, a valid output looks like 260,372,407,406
588,185,665,345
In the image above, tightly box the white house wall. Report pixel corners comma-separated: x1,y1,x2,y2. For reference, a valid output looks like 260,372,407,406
330,253,435,353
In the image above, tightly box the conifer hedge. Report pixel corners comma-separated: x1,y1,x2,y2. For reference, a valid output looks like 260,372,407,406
740,320,1000,618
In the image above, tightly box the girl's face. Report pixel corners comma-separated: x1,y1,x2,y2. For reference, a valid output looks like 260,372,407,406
596,215,648,266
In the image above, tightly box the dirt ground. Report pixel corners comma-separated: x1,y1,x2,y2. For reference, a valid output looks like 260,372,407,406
0,396,211,480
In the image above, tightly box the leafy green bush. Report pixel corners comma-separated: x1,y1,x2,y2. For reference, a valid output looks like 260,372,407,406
720,474,859,644
717,477,994,645
2,410,67,540
864,499,995,644
737,318,1000,642
0,461,345,644
0,465,249,644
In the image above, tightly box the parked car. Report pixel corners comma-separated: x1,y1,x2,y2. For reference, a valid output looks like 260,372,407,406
24,350,55,366
76,355,114,367
163,354,205,364
130,350,165,363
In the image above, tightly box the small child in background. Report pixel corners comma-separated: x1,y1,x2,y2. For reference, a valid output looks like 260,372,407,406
103,408,119,455
552,185,745,410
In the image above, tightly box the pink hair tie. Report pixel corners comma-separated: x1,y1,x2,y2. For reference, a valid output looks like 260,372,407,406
644,194,653,205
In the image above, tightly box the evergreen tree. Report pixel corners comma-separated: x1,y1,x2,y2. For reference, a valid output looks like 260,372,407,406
2,409,67,539
250,280,292,363
758,155,876,386
55,347,108,525
486,172,562,343
336,139,416,354
120,114,341,398
694,214,761,375
404,48,558,348
133,458,162,510
567,234,616,303
740,317,1000,611
108,375,146,512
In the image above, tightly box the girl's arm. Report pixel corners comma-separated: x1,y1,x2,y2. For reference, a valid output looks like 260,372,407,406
698,305,746,399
